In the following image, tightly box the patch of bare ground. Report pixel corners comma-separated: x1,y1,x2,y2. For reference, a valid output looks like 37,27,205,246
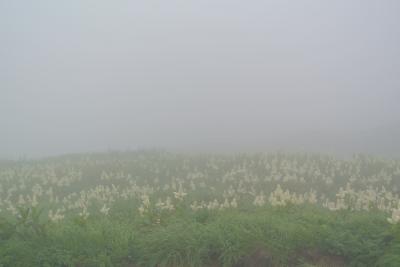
233,247,274,267
113,249,347,267
295,249,347,267
231,247,347,267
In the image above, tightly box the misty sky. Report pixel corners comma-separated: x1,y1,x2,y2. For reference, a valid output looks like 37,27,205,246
1,1,400,158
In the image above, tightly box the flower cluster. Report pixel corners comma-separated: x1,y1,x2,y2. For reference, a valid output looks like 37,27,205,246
0,152,399,223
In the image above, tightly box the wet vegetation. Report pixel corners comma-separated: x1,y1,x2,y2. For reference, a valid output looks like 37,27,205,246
0,151,399,266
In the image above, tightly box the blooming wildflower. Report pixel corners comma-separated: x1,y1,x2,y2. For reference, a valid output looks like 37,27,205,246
48,209,64,223
190,201,201,211
173,184,187,201
230,198,238,208
79,207,90,220
253,194,265,207
18,195,26,206
221,198,230,209
100,204,110,215
207,199,219,210
141,194,150,207
388,208,400,224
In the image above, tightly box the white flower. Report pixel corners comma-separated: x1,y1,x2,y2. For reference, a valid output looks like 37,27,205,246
253,194,265,207
49,209,65,223
230,198,238,208
100,204,110,216
190,201,201,211
221,198,230,209
388,208,400,224
173,184,187,201
138,205,146,216
141,194,150,207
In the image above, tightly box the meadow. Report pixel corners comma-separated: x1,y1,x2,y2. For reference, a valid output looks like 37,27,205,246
0,151,399,266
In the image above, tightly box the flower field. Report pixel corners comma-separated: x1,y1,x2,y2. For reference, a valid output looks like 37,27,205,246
1,151,400,266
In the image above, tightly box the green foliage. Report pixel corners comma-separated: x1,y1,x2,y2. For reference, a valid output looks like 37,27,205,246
0,151,400,266
0,205,399,266
14,206,47,239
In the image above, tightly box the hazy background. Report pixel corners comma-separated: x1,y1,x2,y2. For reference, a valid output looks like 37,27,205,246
1,1,399,159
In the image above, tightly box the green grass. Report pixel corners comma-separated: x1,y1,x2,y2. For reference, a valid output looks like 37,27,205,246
1,151,400,266
0,205,399,267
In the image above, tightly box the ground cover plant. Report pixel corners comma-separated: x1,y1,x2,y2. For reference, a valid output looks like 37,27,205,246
0,151,400,266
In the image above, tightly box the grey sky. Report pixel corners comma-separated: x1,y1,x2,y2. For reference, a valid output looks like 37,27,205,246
1,1,400,158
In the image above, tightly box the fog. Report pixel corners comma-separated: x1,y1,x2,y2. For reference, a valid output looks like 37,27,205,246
1,1,400,159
